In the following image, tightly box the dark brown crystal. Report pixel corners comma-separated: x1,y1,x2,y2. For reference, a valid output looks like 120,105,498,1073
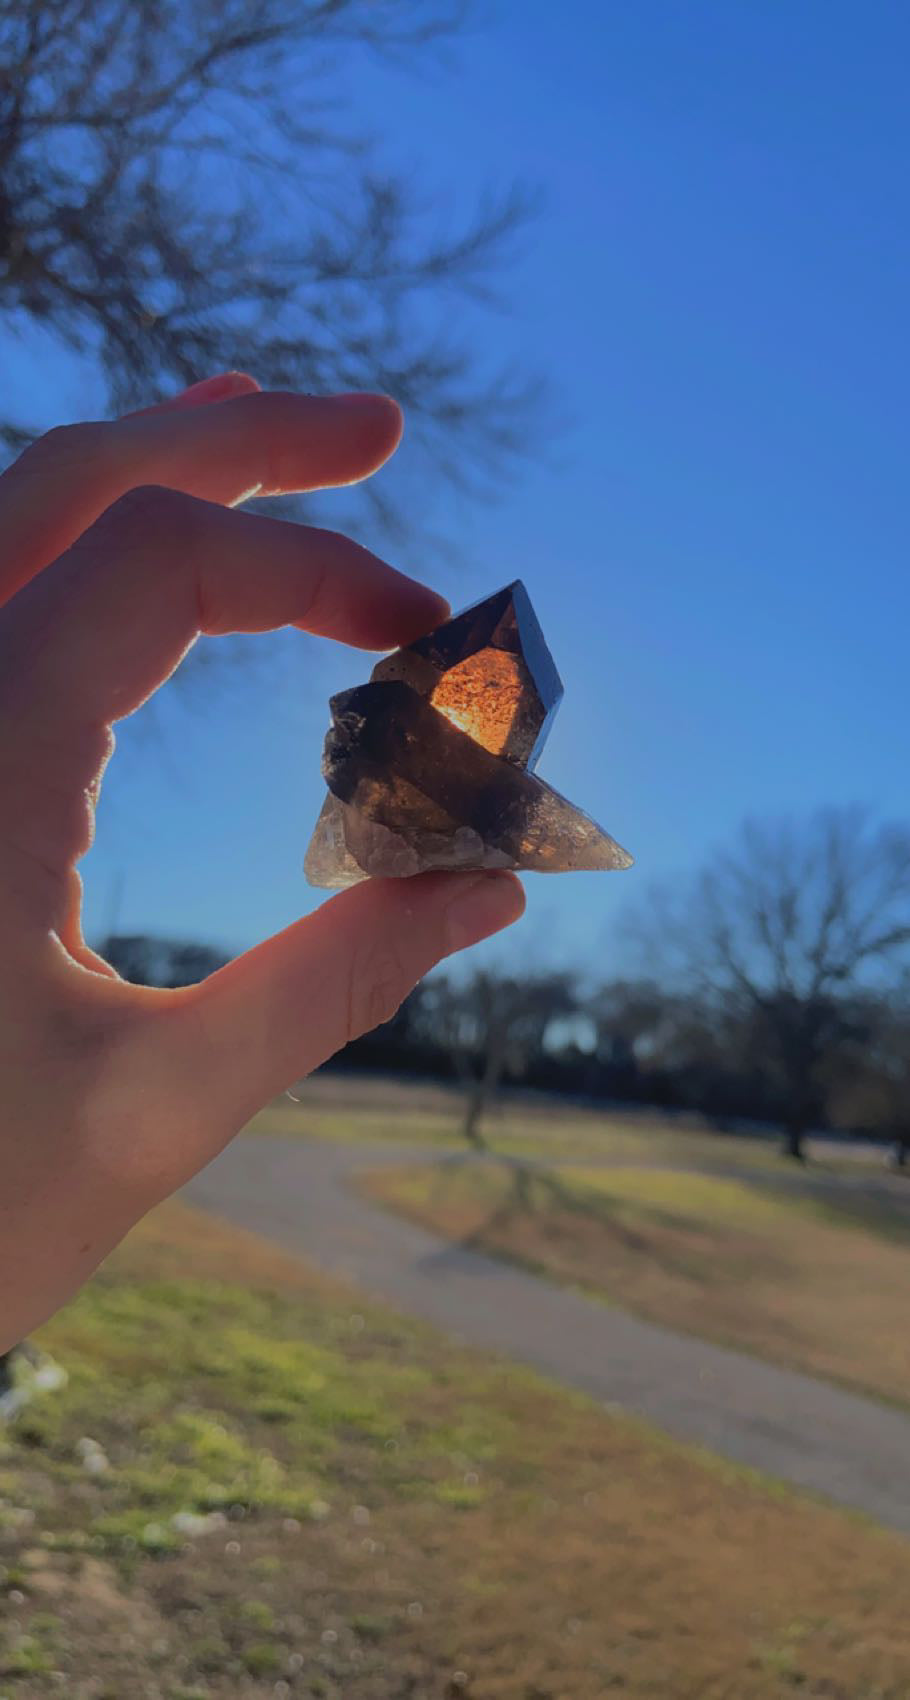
304,581,632,888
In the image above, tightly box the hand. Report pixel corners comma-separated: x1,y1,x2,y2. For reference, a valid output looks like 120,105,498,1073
0,374,524,1351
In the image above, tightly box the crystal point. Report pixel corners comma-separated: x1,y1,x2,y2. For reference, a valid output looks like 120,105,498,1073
304,582,631,888
372,580,562,769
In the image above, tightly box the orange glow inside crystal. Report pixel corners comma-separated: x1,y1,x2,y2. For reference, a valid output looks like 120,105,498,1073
430,647,527,756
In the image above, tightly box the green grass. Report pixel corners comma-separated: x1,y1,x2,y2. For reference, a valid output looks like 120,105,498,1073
2,1201,910,1697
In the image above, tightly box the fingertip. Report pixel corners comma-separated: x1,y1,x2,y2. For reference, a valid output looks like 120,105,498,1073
282,522,449,652
334,391,402,427
122,371,261,419
420,582,451,623
213,371,262,399
331,392,404,478
387,579,451,645
441,870,526,955
329,868,525,955
172,371,262,406
193,368,261,401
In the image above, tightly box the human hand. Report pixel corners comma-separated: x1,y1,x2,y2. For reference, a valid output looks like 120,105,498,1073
0,374,524,1350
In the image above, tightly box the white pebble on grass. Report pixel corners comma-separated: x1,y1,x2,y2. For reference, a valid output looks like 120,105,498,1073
171,1510,226,1538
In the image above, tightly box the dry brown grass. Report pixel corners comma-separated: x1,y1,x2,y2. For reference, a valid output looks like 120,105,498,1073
248,1071,799,1171
364,1161,910,1408
2,1202,909,1698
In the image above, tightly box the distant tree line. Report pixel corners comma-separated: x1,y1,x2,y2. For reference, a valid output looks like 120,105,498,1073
339,966,910,1164
97,807,910,1164
98,935,229,989
340,808,910,1161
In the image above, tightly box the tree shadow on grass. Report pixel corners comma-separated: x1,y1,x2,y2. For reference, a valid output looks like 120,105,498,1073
445,1152,738,1287
739,1170,910,1246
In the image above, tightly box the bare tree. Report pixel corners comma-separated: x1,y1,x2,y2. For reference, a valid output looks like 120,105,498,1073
0,1,540,532
423,969,576,1146
832,983,910,1169
632,808,910,1159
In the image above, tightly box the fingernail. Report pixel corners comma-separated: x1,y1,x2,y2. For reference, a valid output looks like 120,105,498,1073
444,872,525,954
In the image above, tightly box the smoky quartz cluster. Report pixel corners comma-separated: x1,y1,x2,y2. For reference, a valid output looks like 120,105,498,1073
305,581,632,888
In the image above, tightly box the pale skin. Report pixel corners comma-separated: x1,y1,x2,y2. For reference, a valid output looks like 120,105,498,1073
0,372,525,1354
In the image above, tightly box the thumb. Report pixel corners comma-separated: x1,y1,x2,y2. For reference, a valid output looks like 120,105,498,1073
156,871,525,1148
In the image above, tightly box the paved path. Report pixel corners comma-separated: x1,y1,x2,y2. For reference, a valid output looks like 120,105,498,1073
184,1137,910,1536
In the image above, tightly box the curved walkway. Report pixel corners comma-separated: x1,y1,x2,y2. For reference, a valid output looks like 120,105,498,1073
184,1136,910,1536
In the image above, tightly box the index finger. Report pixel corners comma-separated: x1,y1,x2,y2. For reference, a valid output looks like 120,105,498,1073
0,490,449,930
0,389,403,601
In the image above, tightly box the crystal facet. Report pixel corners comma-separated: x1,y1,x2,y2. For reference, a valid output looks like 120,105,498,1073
304,580,632,889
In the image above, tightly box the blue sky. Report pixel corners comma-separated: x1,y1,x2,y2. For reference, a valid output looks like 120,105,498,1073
9,1,910,972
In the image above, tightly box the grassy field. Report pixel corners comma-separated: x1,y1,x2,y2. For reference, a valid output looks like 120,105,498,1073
247,1071,839,1174
363,1160,910,1409
3,1204,910,1697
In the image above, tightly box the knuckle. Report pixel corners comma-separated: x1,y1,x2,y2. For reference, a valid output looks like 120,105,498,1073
346,942,410,1041
252,391,294,494
296,536,333,623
